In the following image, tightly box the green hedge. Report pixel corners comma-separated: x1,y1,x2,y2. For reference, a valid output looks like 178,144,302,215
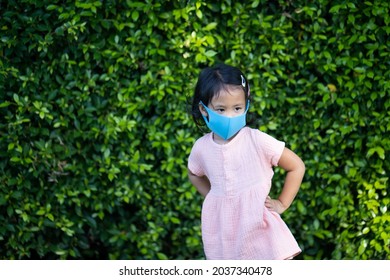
1,0,389,259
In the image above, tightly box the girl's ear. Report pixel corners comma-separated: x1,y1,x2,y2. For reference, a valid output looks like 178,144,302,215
199,103,208,117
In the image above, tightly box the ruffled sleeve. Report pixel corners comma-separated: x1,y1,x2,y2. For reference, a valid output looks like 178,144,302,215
188,138,206,177
252,129,285,166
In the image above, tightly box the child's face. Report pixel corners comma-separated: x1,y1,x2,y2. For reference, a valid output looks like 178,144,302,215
200,85,246,118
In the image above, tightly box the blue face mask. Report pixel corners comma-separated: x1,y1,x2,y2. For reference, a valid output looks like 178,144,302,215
200,101,250,140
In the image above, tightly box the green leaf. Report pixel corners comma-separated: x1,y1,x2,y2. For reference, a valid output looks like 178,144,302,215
0,101,11,108
46,5,58,11
13,94,20,103
203,22,217,31
204,50,217,57
297,200,307,215
157,253,168,260
171,217,181,224
132,10,139,21
252,0,260,8
196,9,203,19
358,240,367,255
36,209,45,215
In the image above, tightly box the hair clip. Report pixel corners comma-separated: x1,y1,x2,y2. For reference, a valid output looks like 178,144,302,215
241,75,246,88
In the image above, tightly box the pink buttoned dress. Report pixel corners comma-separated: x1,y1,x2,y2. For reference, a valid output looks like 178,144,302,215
188,127,301,260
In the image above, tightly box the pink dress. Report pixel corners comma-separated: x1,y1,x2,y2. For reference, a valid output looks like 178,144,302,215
188,127,301,260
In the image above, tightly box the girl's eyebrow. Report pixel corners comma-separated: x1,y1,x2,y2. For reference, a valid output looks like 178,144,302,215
210,102,226,108
211,102,245,108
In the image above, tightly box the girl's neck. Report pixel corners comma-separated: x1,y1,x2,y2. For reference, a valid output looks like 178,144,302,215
212,132,234,145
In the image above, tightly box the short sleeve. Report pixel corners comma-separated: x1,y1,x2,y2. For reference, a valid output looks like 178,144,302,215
188,141,205,177
253,130,285,166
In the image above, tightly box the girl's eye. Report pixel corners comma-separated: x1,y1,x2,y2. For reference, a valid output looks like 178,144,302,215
216,108,225,112
235,107,242,111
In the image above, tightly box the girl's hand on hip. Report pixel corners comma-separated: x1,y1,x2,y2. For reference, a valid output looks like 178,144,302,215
265,196,287,214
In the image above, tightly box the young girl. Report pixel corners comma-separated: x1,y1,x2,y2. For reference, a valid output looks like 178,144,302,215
187,63,305,260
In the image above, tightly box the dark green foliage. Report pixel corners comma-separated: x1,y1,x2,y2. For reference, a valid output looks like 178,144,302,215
0,0,388,259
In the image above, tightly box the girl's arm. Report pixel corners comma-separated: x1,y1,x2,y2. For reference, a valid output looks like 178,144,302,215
188,169,211,197
265,147,305,214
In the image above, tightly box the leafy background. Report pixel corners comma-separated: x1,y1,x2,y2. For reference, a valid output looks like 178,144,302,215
0,0,389,259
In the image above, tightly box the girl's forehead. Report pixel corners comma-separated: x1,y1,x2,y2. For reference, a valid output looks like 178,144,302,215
212,85,245,103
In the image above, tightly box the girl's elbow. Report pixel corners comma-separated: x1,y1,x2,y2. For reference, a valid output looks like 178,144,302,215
300,158,305,170
298,159,306,175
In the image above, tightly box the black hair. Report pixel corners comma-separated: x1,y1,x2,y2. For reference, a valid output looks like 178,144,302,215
191,63,250,128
